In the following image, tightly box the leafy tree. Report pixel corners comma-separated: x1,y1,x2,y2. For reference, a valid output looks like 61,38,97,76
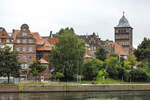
105,57,121,79
51,28,85,81
82,58,104,80
54,72,64,81
129,69,148,82
134,37,150,61
29,61,46,80
0,46,21,83
95,45,107,61
124,55,137,69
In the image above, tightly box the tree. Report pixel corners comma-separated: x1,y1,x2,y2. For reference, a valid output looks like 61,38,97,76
105,57,121,79
134,37,150,61
95,45,107,61
51,28,85,81
82,58,104,80
0,46,21,83
29,61,46,80
124,55,137,69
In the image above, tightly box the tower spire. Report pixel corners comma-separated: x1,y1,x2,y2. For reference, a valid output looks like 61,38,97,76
123,11,125,16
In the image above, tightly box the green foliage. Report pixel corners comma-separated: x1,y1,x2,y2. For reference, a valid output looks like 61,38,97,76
124,55,137,69
82,58,104,80
55,72,64,80
138,61,150,80
96,70,108,81
29,61,46,77
0,46,21,83
134,37,150,61
95,45,107,61
105,57,125,80
129,69,148,82
51,28,85,81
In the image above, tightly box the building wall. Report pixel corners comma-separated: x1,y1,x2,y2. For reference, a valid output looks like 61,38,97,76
115,27,133,55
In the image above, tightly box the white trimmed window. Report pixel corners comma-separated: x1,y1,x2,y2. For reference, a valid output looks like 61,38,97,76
23,47,26,52
23,56,26,62
29,47,32,52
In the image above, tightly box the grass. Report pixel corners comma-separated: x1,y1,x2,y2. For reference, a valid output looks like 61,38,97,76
1,79,150,86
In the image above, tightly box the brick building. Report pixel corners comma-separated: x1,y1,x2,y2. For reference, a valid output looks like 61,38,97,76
115,13,133,55
0,27,13,50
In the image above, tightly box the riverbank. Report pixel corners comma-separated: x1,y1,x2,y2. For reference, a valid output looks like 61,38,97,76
1,84,150,92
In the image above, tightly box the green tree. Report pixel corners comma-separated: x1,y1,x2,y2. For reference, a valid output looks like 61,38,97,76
124,55,137,69
51,28,85,81
0,46,21,83
29,61,46,80
82,58,104,80
95,45,107,61
134,37,150,61
105,57,121,79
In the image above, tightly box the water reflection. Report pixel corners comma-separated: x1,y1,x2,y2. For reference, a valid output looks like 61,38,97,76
0,91,150,100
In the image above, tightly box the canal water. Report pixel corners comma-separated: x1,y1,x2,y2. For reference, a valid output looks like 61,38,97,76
0,91,150,100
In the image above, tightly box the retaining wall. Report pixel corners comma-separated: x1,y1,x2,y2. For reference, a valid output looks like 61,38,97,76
0,84,150,92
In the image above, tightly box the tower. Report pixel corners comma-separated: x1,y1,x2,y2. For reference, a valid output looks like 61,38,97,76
114,12,133,55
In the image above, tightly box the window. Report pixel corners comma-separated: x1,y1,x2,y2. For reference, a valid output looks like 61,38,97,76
29,56,32,60
0,29,3,32
6,39,10,43
22,32,27,36
0,39,1,43
29,39,33,43
23,47,26,52
17,56,20,59
29,47,32,52
16,48,20,52
23,39,27,44
17,39,20,43
23,56,26,62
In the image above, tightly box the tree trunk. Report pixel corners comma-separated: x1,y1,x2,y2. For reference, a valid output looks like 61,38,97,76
7,73,10,84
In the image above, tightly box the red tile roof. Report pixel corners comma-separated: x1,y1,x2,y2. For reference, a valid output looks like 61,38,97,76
111,42,128,56
12,29,20,40
32,32,44,45
39,58,48,64
47,38,58,46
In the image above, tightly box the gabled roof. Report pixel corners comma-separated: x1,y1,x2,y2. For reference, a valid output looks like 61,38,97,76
111,42,128,56
39,58,48,64
32,32,44,45
47,38,58,46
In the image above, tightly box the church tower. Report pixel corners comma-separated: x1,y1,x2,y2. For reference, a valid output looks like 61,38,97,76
114,12,133,55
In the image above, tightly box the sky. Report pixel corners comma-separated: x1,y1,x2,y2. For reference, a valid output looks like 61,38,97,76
0,0,150,48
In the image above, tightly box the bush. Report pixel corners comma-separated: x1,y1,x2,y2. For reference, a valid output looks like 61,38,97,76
82,58,104,80
129,69,148,82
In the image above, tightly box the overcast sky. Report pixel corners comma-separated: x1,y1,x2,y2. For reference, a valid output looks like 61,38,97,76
0,0,150,48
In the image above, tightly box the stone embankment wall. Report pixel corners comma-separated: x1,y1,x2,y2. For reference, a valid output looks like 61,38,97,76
1,84,150,92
